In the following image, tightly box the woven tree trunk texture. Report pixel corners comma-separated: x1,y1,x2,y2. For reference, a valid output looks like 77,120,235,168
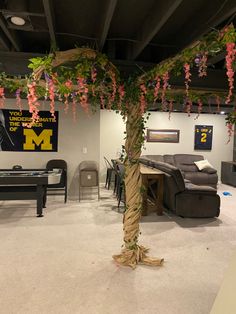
113,102,164,269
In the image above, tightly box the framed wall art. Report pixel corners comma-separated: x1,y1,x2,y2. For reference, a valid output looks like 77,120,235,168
146,129,180,143
194,125,213,150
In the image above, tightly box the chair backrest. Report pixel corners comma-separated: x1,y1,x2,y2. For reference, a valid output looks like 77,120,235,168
79,160,99,171
104,156,113,169
46,159,67,171
46,159,67,187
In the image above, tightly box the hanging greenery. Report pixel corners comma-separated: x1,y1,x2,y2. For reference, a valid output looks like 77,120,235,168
0,24,235,268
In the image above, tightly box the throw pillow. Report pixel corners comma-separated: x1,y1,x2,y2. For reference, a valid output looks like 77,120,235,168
194,159,214,171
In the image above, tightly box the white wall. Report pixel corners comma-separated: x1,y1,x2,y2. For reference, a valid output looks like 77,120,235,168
100,110,126,181
1,99,100,200
100,110,234,179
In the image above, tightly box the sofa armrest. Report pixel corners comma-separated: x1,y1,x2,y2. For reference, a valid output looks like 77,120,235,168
201,167,217,174
185,182,217,194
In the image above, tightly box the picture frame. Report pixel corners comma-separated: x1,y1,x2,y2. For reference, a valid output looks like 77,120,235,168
146,129,180,143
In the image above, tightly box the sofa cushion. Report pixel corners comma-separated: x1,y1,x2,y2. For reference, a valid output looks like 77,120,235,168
173,154,204,172
163,155,175,165
184,171,218,188
194,159,214,171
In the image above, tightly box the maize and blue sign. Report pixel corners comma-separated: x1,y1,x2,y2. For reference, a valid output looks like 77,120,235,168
0,109,58,152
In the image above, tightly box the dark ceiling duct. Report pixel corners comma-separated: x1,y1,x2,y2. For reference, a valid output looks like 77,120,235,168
6,0,28,12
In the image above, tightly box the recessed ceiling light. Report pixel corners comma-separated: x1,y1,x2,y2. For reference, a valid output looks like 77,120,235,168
10,16,26,26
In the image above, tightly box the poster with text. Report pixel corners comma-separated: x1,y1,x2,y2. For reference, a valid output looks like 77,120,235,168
194,125,213,150
0,109,58,152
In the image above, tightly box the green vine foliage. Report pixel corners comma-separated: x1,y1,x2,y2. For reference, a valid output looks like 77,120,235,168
0,24,235,128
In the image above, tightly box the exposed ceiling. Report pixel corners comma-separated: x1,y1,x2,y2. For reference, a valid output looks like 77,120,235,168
0,0,236,111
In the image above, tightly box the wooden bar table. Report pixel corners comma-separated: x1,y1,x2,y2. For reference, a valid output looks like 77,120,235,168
140,164,164,216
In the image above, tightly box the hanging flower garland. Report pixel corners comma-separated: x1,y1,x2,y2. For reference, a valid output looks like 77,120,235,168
153,76,161,102
195,52,208,77
161,72,169,109
225,42,236,104
139,83,147,114
184,63,191,97
0,87,5,108
118,84,125,110
24,81,40,128
48,77,56,117
91,66,97,97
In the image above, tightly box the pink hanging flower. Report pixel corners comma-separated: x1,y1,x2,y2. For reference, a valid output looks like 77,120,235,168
225,42,236,104
91,67,97,83
226,122,234,144
77,76,89,113
194,99,203,120
64,79,73,113
184,63,191,97
24,81,40,128
161,72,169,109
107,73,117,110
15,89,22,111
0,87,5,108
91,67,97,97
185,99,192,117
198,53,208,77
153,76,161,102
49,79,55,118
118,84,125,110
139,83,147,114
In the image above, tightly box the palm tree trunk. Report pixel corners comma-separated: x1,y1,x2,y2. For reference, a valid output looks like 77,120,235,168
113,102,164,268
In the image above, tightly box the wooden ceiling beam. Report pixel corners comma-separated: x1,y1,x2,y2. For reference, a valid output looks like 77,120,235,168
42,0,57,46
130,0,183,60
179,1,236,49
98,0,118,51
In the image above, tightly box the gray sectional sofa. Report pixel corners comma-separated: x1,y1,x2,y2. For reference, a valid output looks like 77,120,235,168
141,154,218,188
140,154,220,218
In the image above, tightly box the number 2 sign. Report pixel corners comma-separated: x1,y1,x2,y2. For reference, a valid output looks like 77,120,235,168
194,125,213,150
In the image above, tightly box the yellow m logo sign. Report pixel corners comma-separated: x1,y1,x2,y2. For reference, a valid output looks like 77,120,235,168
23,129,53,150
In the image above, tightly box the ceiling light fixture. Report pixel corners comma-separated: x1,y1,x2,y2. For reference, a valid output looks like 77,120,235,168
10,16,26,26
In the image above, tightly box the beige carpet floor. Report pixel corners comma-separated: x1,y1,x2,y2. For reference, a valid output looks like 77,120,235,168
0,183,236,314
